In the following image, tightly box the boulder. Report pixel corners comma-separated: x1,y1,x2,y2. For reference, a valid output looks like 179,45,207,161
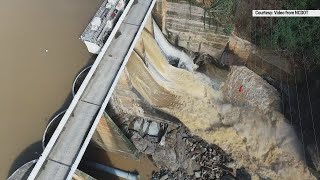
222,66,281,112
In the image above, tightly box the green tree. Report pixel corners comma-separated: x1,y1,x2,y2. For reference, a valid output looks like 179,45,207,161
257,0,320,69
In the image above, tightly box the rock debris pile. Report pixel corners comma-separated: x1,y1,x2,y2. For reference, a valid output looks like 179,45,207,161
126,119,247,180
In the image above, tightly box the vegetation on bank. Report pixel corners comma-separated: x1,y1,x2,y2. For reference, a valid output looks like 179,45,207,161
252,0,320,69
186,0,236,35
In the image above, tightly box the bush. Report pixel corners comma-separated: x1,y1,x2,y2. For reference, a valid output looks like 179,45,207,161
187,0,235,34
224,23,234,35
254,0,320,69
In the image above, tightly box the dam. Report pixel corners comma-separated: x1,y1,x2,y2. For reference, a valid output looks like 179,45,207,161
5,0,320,179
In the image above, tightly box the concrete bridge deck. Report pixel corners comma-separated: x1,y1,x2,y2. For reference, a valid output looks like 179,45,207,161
27,0,157,179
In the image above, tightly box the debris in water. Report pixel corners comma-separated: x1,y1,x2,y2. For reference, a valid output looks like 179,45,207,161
126,122,245,180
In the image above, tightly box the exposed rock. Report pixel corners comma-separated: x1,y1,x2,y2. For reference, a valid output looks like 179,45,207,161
194,171,201,178
153,147,180,170
152,127,185,171
222,66,281,113
186,159,201,175
151,169,194,180
144,142,157,155
150,126,236,179
227,35,255,63
132,118,144,133
130,132,158,155
160,174,169,180
148,121,161,136
130,133,148,152
226,35,294,83
130,118,161,136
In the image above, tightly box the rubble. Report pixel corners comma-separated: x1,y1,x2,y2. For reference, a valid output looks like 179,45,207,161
110,74,248,179
129,118,163,137
128,122,243,180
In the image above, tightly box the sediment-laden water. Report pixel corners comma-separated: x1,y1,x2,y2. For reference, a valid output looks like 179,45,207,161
0,0,103,178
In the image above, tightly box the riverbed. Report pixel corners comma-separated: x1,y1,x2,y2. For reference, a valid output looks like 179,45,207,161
0,0,103,178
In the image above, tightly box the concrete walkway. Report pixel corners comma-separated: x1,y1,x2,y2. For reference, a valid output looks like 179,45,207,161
27,0,157,179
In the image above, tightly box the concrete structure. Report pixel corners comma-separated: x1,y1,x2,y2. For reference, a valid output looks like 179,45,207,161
152,0,230,59
7,160,96,180
92,113,138,159
80,0,127,54
27,0,157,179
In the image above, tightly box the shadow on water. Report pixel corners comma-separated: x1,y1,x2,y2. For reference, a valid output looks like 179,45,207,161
79,143,147,180
79,145,119,180
56,55,96,111
7,141,41,178
7,56,96,179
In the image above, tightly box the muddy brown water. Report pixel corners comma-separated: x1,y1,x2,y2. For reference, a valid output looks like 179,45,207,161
0,0,104,178
82,147,158,180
